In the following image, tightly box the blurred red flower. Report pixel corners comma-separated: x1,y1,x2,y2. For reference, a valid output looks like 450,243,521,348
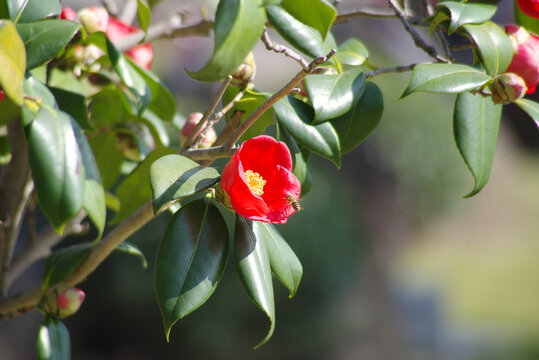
506,25,539,94
517,0,539,18
221,135,301,224
106,17,153,70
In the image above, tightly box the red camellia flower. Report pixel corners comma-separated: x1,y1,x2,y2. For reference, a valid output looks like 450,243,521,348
106,17,153,70
506,25,539,94
517,0,539,18
60,7,77,21
221,135,301,224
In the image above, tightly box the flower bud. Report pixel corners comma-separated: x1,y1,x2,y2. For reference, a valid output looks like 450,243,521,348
41,285,85,318
231,52,256,87
181,112,217,148
490,73,528,104
78,7,109,34
60,7,78,21
506,25,539,94
0,90,4,102
517,0,539,18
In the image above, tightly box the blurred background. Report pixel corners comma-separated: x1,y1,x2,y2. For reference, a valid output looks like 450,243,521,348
3,0,539,359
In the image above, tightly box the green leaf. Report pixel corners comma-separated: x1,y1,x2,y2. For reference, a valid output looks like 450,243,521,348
515,2,539,36
222,87,273,140
453,92,501,197
149,154,221,213
37,316,70,360
462,22,513,76
435,1,497,34
402,63,491,98
106,37,151,112
10,0,60,23
280,0,336,39
515,98,539,128
273,96,341,167
116,242,148,268
0,20,25,105
0,136,11,165
186,0,265,82
71,120,106,237
23,75,56,109
139,109,170,148
276,123,308,186
90,87,133,128
25,106,85,231
17,19,80,70
49,87,93,131
127,57,176,122
111,147,176,224
337,38,369,66
136,0,151,34
234,217,275,349
266,5,330,59
88,132,124,190
42,243,92,290
305,69,365,124
330,81,383,153
155,198,229,341
258,222,302,297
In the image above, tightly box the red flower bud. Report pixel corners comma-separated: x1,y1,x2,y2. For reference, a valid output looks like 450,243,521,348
0,90,4,102
505,25,539,94
180,112,217,148
106,17,153,70
220,135,301,224
78,7,109,33
490,73,528,104
60,7,78,21
41,285,85,318
517,0,539,18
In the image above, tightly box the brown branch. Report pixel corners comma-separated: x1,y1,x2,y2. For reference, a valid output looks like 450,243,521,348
223,49,336,148
261,29,309,70
388,0,449,63
365,64,416,78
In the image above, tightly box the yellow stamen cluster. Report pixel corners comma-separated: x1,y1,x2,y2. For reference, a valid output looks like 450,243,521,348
244,170,266,196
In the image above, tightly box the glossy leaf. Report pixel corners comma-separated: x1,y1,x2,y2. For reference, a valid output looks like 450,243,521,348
0,20,25,105
139,110,170,148
305,69,365,124
454,92,501,197
330,82,383,153
402,63,491,98
106,37,151,112
515,98,539,128
337,38,369,66
280,0,336,39
23,75,57,109
0,136,11,165
9,0,60,23
71,120,106,237
258,222,302,297
186,0,265,82
462,22,513,76
37,316,70,360
136,0,151,34
90,87,133,128
17,19,80,70
155,198,229,341
88,132,124,190
49,87,93,131
25,106,85,231
234,217,275,349
42,243,92,290
222,87,273,140
111,147,176,224
436,1,497,34
515,2,539,36
127,57,176,122
116,242,148,268
276,123,308,186
149,154,221,213
273,96,341,167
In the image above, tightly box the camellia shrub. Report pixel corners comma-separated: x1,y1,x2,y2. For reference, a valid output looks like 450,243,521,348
0,0,539,357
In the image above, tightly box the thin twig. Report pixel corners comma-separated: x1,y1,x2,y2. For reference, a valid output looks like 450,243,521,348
261,29,310,70
192,89,245,149
224,49,336,148
365,64,416,78
451,43,474,51
334,8,397,23
181,76,233,151
388,0,449,63
419,0,434,16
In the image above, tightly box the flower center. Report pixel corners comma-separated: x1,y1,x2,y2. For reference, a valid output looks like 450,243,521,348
244,170,266,196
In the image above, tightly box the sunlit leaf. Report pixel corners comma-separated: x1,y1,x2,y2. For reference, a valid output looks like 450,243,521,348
37,316,70,360
279,0,336,39
515,98,539,128
435,1,497,34
0,20,25,105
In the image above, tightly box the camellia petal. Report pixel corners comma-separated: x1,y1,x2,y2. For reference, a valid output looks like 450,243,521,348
221,135,301,224
506,25,539,94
